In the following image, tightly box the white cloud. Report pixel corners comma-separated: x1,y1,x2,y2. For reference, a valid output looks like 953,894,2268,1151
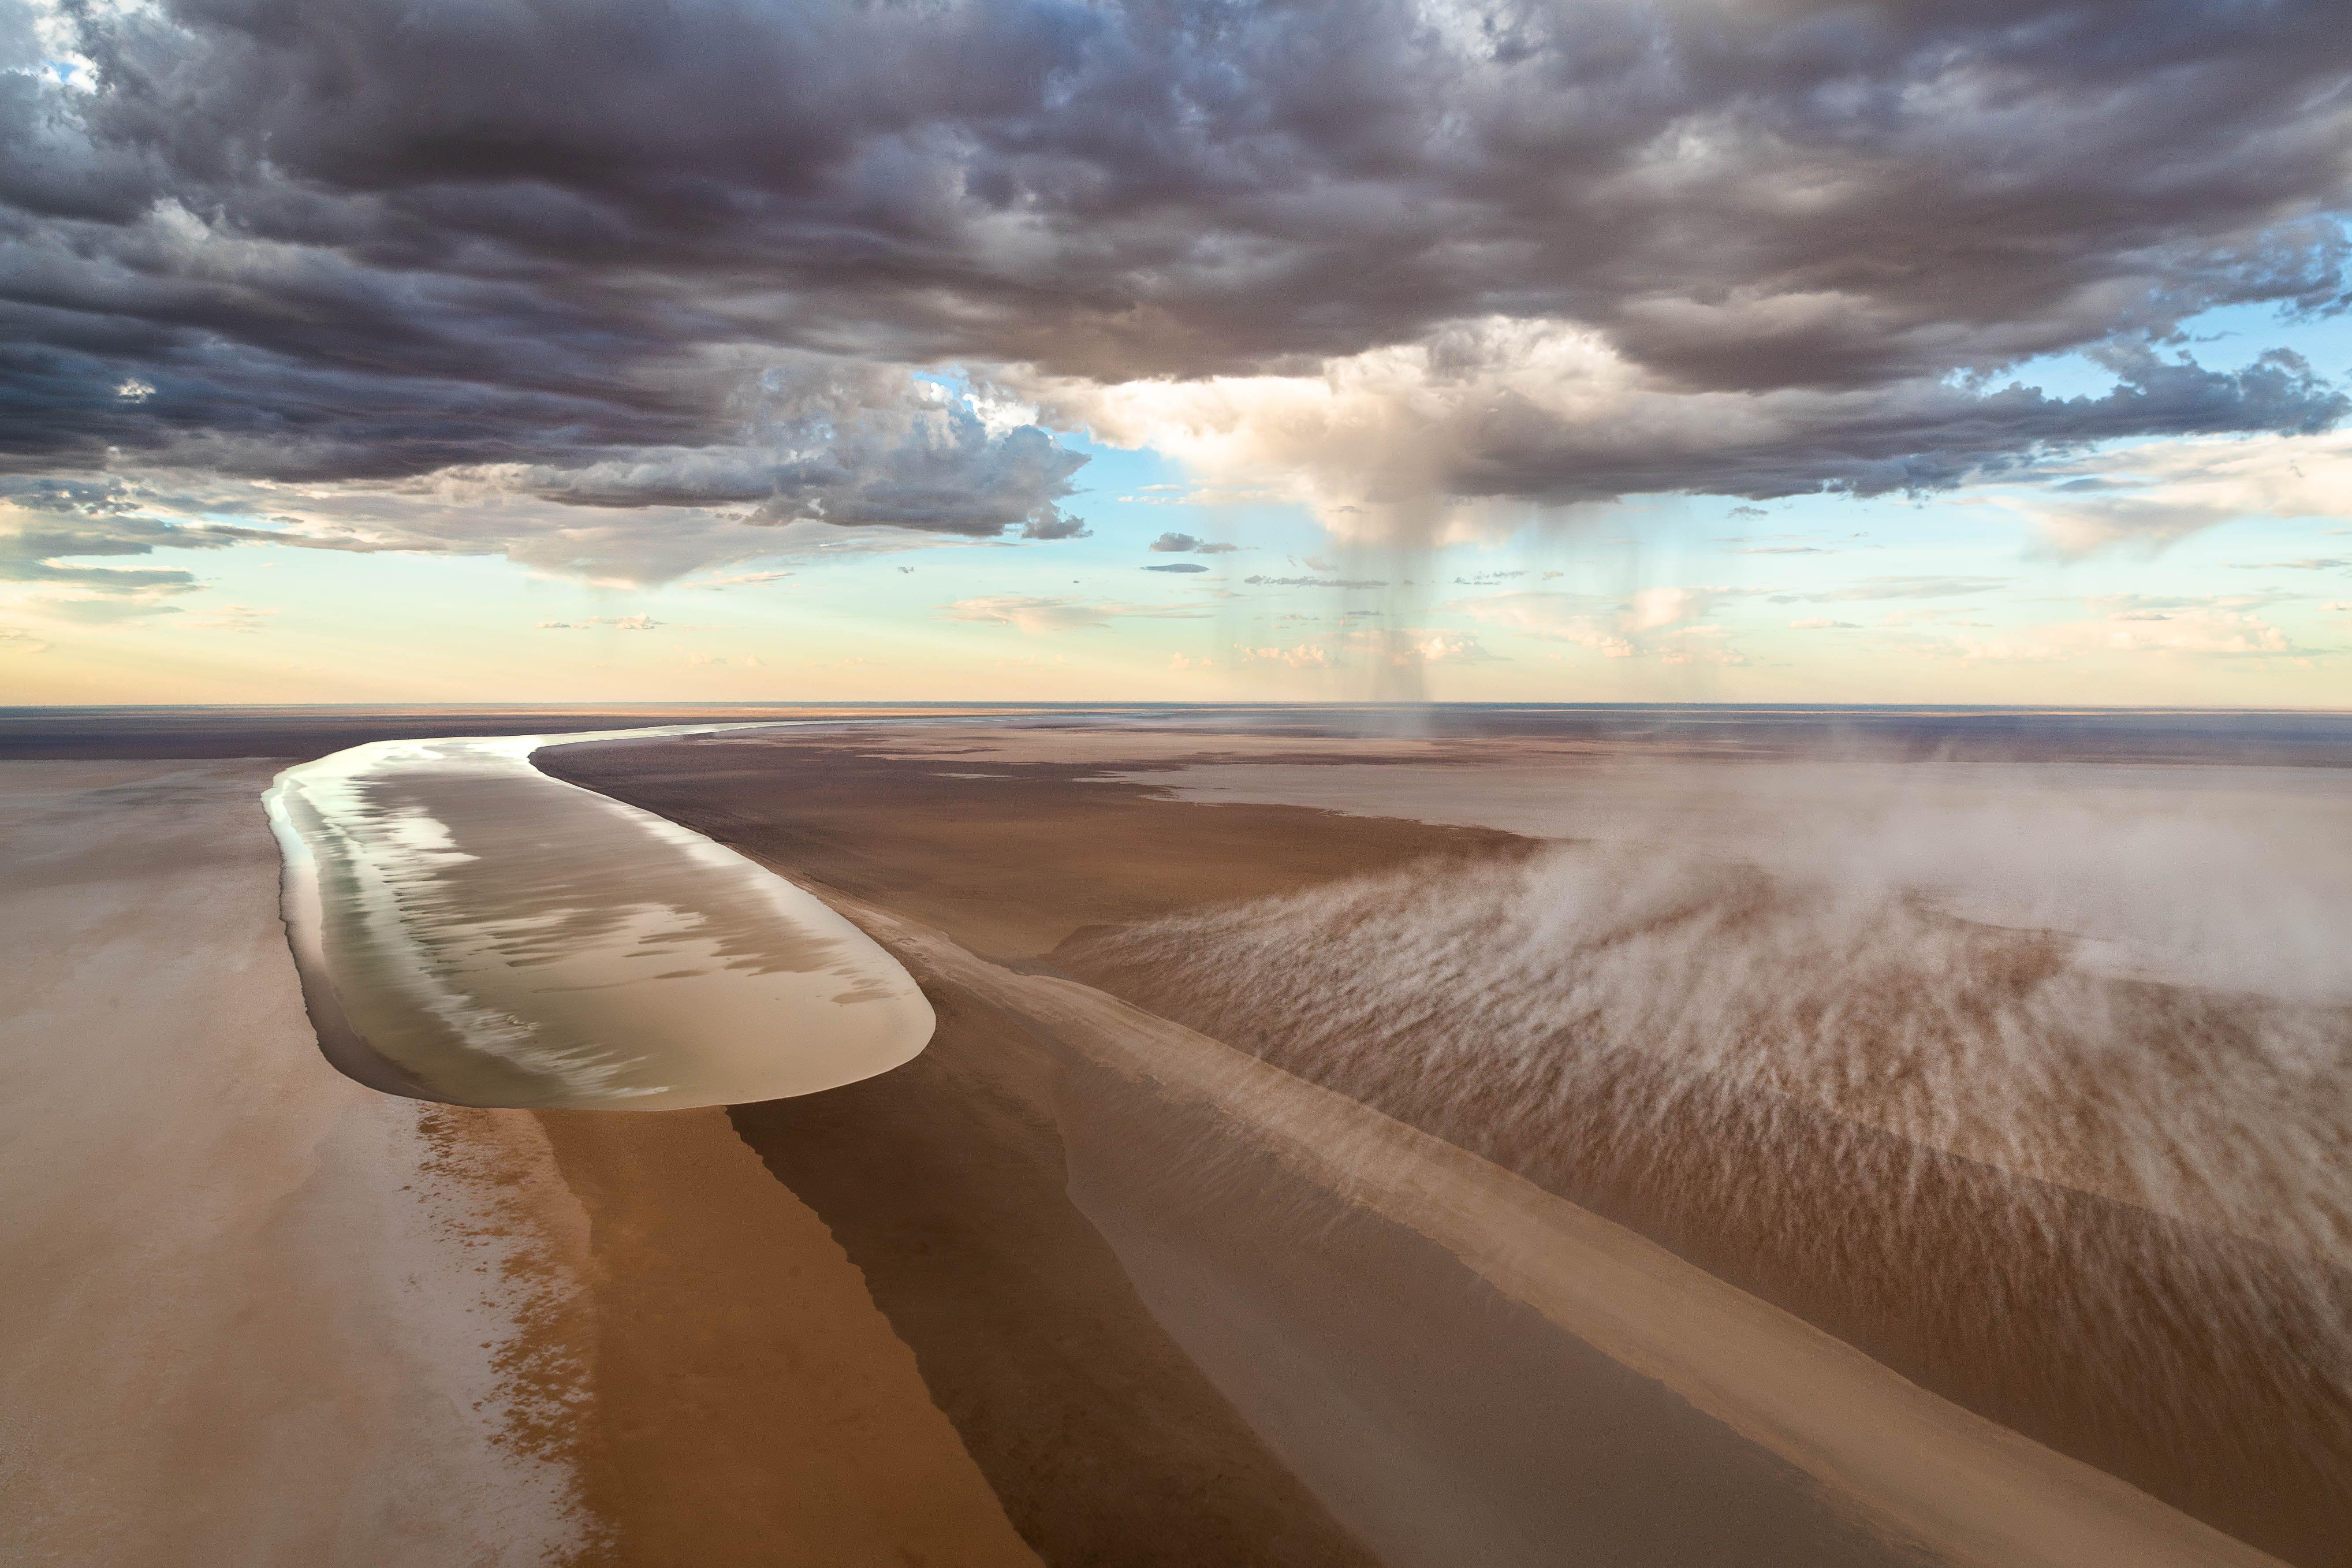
1025,321,1659,543
1656,624,1748,667
1457,591,1638,657
1025,317,2338,546
1627,586,1729,631
1148,532,1239,554
1237,642,1332,668
938,595,1208,633
2017,430,2352,558
1343,627,1502,667
1922,606,2299,663
2081,608,2293,656
1455,586,1746,663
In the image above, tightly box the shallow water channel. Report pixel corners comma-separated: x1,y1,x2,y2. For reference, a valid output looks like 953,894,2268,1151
266,726,933,1108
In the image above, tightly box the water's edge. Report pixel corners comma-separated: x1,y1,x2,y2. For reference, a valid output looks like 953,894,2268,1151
266,722,932,1109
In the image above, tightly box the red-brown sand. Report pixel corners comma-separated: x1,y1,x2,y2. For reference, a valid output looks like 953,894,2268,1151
546,720,2338,1568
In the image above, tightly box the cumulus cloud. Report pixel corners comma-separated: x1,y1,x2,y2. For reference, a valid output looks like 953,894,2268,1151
1455,585,1748,663
0,460,1055,592
1148,532,1237,554
1227,626,1498,672
1990,608,2297,659
2095,609,2294,654
0,496,239,615
0,0,2338,561
2015,430,2352,556
1352,628,1501,667
444,356,1090,538
1031,327,2345,538
1875,597,2305,663
1238,642,1334,669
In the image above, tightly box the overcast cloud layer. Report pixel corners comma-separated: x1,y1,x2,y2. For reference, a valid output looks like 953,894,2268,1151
3,0,2348,567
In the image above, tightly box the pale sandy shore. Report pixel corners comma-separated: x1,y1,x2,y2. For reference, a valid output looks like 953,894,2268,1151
0,760,588,1566
0,758,1034,1568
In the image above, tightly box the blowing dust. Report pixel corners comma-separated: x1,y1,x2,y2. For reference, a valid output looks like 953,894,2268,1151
1059,761,2352,1562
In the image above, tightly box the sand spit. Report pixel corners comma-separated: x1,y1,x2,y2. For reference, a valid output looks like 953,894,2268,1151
268,730,934,1109
827,890,2282,1568
0,761,591,1567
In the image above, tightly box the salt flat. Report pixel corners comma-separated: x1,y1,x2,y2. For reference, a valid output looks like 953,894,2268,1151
0,760,590,1567
0,754,1035,1568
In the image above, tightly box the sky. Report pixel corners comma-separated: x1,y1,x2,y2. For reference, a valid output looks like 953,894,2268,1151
2,0,2349,706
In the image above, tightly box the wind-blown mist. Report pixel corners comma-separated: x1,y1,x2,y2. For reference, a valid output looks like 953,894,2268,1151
1059,775,2352,1563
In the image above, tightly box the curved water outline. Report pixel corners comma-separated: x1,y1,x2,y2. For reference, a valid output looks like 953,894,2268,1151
266,721,933,1108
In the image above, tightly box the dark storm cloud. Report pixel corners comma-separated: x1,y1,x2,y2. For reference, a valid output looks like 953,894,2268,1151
1436,342,2348,505
0,0,2347,525
0,506,232,601
1149,532,1239,553
487,355,1090,537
